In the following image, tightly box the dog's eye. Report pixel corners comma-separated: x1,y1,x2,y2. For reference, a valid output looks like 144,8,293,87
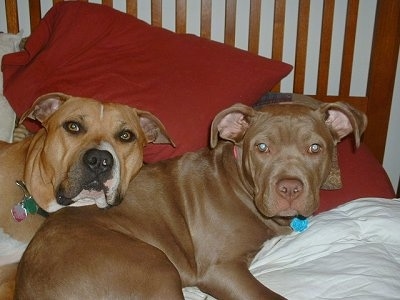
257,143,269,153
119,130,136,143
308,143,321,154
63,121,81,133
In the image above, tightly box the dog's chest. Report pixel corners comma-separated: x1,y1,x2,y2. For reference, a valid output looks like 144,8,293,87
0,229,28,266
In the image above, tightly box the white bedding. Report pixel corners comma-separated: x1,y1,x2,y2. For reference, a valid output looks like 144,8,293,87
183,198,400,300
2,198,399,299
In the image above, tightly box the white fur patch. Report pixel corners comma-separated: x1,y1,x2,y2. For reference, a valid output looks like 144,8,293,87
46,202,68,213
71,189,107,208
97,141,121,205
99,104,104,120
0,229,27,266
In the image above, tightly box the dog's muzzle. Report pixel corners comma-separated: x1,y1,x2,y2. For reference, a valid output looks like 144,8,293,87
56,147,118,207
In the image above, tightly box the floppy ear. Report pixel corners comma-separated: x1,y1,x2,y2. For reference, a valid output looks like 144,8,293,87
19,92,71,124
210,103,256,149
319,102,367,147
137,110,175,146
317,102,366,190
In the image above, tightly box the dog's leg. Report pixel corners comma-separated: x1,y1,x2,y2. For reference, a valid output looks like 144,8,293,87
200,263,286,300
16,227,185,299
0,263,18,300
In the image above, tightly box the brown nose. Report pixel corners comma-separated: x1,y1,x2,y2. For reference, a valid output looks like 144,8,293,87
276,179,303,201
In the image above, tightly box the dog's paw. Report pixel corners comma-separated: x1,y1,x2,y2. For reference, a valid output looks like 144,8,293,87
13,124,32,142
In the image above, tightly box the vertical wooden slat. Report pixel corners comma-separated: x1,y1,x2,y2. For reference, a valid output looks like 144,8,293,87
201,0,212,39
151,0,162,27
102,0,113,7
248,0,261,54
339,0,359,96
364,0,400,163
316,0,334,96
29,0,41,33
272,0,285,61
272,0,286,91
126,0,138,17
176,0,186,33
293,0,310,94
5,0,19,33
224,0,236,46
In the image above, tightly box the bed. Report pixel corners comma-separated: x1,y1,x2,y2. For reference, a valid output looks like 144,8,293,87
0,0,399,298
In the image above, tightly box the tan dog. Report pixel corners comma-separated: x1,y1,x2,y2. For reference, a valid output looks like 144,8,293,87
15,102,366,299
0,93,173,298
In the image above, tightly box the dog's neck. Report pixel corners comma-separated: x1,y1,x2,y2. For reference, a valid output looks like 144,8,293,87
11,181,49,222
223,143,256,201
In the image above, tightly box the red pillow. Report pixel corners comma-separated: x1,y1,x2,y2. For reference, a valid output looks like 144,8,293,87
317,138,395,213
2,2,292,163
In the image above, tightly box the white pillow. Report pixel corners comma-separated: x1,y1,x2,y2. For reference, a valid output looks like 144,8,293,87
0,32,22,142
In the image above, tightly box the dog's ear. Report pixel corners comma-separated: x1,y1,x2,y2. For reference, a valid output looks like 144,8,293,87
19,93,71,124
137,110,175,146
319,102,367,147
210,103,256,149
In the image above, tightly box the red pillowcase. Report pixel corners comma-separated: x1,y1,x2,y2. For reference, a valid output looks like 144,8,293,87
318,138,395,213
2,2,292,163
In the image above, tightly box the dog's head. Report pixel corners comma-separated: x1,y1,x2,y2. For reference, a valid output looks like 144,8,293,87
210,102,366,218
21,93,174,212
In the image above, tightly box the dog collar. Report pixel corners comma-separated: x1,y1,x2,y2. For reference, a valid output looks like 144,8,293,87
290,216,309,232
11,180,49,222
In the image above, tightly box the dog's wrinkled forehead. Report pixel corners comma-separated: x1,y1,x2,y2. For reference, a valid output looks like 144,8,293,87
255,104,323,128
47,98,142,139
249,104,333,143
56,99,102,121
256,103,316,116
54,98,125,122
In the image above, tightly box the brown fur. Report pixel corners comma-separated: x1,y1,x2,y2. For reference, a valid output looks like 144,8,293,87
15,102,366,299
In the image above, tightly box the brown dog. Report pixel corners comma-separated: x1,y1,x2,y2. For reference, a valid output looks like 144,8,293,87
15,102,366,299
0,93,173,298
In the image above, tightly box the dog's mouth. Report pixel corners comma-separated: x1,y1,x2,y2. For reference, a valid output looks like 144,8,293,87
56,176,120,209
277,209,300,217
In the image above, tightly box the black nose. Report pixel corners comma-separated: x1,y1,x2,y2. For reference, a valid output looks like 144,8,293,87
83,149,114,174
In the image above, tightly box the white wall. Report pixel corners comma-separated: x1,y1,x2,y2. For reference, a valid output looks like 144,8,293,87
383,52,400,194
0,0,399,193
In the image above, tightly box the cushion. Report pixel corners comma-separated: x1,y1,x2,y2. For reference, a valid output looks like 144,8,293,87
318,138,395,213
2,1,292,163
0,32,21,142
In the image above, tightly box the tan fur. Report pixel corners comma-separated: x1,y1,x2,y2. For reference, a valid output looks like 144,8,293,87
0,93,173,299
0,264,17,299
